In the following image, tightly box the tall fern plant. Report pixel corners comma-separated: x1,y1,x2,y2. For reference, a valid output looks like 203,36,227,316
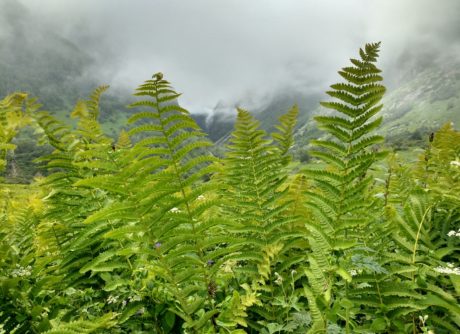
72,74,231,332
302,42,388,332
219,106,310,331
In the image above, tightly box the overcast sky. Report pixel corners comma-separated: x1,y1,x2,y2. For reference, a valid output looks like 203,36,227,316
10,0,460,113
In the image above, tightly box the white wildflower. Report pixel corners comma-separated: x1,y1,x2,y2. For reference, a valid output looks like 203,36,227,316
107,295,119,304
450,160,460,167
419,314,428,324
170,207,181,213
434,265,460,275
11,265,32,278
349,269,358,277
274,272,283,285
197,195,205,201
447,229,460,237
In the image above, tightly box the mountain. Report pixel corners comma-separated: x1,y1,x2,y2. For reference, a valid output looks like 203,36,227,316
0,0,92,110
292,57,460,155
194,55,460,157
0,0,133,182
0,0,133,135
1,0,459,180
192,90,322,148
380,62,460,139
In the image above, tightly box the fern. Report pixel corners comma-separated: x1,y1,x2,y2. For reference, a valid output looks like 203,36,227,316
44,313,116,334
34,86,115,265
222,108,296,239
379,192,460,332
0,185,51,333
68,74,229,332
219,106,308,332
29,86,129,331
299,42,388,332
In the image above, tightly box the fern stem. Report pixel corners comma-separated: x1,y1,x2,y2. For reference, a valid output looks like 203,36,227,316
51,223,63,252
411,205,432,267
345,281,350,334
384,165,392,207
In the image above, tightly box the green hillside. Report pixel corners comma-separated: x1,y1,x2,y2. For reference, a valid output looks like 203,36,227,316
293,58,460,156
0,0,91,111
381,63,460,136
0,0,132,134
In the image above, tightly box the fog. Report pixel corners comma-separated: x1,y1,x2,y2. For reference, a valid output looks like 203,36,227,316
2,0,460,114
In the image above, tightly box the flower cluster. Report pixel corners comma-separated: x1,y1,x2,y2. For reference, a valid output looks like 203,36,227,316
418,315,435,334
349,269,358,276
447,228,460,237
11,264,32,278
434,263,460,275
419,314,428,324
450,160,460,167
107,295,119,304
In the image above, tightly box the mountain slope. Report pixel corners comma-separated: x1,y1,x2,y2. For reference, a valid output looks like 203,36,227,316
0,0,92,110
293,58,460,155
381,64,460,135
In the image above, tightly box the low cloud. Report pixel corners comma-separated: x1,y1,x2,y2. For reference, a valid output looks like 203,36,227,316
3,0,460,113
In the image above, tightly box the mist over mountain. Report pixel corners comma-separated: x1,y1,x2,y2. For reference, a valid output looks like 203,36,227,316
0,0,93,109
0,0,459,146
0,0,133,135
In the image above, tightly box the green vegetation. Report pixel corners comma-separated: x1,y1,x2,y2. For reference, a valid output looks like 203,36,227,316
1,43,459,333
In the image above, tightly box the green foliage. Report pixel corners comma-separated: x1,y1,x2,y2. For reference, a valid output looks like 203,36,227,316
43,313,116,334
1,43,459,334
218,106,308,332
0,93,38,177
299,42,389,332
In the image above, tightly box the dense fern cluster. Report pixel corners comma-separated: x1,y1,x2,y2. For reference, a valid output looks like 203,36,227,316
1,43,459,333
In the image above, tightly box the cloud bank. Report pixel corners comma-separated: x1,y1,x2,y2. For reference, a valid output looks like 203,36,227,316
5,0,460,113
